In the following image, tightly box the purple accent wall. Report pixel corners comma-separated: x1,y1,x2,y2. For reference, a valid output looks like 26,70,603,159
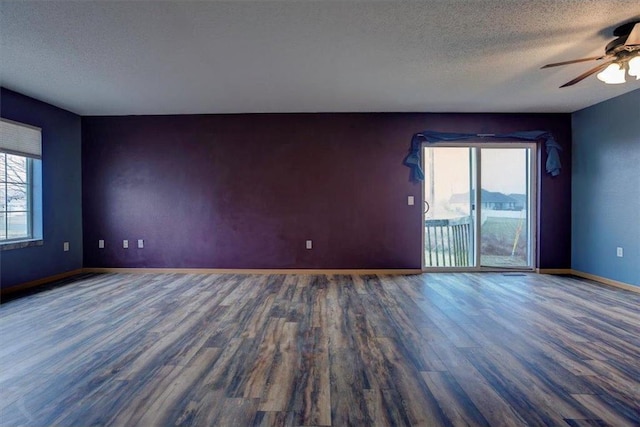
82,113,571,269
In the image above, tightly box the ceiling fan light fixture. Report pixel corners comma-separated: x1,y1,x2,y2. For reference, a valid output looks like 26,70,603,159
544,20,640,87
627,56,640,79
596,63,626,84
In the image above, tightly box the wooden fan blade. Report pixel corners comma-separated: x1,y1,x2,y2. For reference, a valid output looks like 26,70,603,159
541,56,605,68
559,61,614,88
624,22,640,46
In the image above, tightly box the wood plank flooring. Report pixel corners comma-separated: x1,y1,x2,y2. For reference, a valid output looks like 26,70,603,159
0,273,639,426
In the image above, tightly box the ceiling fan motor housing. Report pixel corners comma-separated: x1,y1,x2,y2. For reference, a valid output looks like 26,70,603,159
606,20,640,56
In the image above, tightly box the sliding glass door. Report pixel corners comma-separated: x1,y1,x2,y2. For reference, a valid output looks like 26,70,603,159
423,144,535,270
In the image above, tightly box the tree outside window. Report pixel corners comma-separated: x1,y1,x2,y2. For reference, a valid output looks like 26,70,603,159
0,152,32,241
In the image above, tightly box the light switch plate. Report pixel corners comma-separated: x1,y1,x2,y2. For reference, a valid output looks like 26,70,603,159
98,239,105,249
306,240,312,250
123,240,129,249
63,242,69,252
408,196,415,206
138,239,144,249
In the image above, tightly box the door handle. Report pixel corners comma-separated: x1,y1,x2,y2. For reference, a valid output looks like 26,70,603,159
424,201,430,214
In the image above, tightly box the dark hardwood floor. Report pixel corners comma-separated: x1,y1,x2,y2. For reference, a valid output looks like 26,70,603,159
1,273,639,426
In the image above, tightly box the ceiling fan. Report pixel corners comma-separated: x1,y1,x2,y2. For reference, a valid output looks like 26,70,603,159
541,20,640,87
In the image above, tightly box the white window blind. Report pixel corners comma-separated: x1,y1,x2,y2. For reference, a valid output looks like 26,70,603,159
0,118,42,159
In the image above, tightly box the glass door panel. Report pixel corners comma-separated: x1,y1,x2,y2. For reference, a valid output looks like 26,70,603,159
479,147,532,268
423,147,475,268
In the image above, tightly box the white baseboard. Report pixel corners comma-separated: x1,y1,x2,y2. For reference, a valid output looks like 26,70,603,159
535,268,572,275
1,268,420,295
536,268,639,293
82,267,423,275
6,267,636,296
1,268,84,297
569,269,639,293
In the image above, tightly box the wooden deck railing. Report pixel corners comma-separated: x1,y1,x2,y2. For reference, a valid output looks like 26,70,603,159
425,216,472,267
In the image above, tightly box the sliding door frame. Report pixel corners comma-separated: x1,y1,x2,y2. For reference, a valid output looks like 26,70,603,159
421,141,537,272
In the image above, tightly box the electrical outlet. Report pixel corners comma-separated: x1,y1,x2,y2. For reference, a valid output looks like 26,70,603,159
306,240,312,250
123,240,129,249
617,247,623,257
137,239,144,249
63,242,69,252
98,239,105,249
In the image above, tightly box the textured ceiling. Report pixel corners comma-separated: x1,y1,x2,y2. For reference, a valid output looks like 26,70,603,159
1,0,640,115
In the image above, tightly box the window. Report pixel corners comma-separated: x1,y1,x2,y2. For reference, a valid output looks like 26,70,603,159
0,118,42,245
1,153,33,240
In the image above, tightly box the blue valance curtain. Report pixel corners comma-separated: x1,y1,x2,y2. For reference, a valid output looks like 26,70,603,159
403,130,562,182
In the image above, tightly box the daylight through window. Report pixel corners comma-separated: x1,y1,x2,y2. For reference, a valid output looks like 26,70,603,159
0,118,42,243
1,153,32,240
